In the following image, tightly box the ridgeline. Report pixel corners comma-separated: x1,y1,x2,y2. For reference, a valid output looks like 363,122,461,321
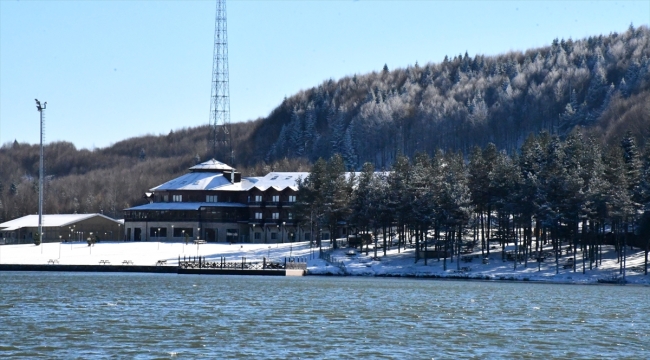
1,25,648,220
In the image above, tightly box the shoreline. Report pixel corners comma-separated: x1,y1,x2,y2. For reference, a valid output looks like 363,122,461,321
0,241,647,285
307,270,649,286
1,263,646,286
0,264,295,276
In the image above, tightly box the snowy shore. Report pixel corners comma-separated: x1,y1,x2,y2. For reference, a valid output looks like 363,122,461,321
0,240,647,285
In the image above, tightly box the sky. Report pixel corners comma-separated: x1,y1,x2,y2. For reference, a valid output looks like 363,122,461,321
1,1,648,150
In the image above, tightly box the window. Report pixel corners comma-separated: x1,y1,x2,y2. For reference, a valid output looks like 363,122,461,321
150,228,167,237
206,195,218,202
255,195,262,202
272,212,279,220
254,232,261,240
255,212,262,220
271,232,278,240
288,195,296,202
163,195,169,202
226,229,238,243
173,195,182,202
288,212,293,220
173,227,193,237
272,195,279,202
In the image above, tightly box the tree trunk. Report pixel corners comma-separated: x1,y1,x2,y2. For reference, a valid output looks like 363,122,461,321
457,225,462,271
443,230,448,271
382,225,387,257
486,206,491,257
645,237,650,276
414,226,419,264
573,220,578,273
623,219,628,280
480,211,485,257
554,224,559,275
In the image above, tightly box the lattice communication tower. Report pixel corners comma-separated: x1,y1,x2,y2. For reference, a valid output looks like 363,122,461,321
209,0,233,164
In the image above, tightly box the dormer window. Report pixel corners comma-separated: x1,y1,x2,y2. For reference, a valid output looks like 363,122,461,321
206,195,218,202
173,195,182,202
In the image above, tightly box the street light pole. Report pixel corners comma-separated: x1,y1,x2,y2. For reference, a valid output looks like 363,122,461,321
35,99,46,252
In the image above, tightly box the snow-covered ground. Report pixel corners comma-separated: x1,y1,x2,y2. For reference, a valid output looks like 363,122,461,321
0,240,648,285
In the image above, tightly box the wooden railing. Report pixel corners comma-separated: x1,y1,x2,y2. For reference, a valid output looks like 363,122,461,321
178,255,307,271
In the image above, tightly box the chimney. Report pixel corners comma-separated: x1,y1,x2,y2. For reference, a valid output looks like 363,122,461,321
225,170,241,184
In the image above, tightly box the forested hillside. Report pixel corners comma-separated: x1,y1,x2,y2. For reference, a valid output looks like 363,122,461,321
258,25,649,167
0,25,648,221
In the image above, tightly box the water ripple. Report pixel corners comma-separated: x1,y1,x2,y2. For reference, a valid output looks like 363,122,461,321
0,273,648,358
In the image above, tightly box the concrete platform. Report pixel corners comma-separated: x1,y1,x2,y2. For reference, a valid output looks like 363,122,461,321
0,264,305,276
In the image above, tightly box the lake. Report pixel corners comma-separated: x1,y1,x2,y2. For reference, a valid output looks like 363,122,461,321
0,272,647,359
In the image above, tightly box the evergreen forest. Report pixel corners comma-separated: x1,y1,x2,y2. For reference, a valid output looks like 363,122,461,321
294,131,650,274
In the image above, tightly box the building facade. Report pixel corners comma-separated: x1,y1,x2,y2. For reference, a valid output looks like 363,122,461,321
0,214,123,244
123,160,322,243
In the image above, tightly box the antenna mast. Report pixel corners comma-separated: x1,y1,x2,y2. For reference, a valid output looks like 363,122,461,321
210,0,233,165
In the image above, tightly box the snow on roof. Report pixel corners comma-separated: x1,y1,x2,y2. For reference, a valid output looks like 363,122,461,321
251,172,308,191
150,171,308,193
125,202,248,211
150,171,363,193
151,172,256,191
0,214,120,231
189,159,234,172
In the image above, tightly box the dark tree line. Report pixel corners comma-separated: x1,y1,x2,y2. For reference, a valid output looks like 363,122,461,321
295,131,650,275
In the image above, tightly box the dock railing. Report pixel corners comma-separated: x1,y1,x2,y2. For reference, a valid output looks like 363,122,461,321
178,255,306,271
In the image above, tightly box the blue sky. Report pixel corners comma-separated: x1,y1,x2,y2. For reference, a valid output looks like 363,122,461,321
1,0,648,150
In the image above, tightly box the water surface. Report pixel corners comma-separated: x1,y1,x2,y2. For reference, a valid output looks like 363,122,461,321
0,273,647,359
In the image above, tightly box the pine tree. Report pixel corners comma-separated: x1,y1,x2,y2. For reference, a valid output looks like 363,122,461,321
289,107,305,157
328,107,346,156
585,62,608,108
341,127,358,169
620,131,641,197
304,102,317,158
349,162,375,237
388,155,412,254
323,154,349,248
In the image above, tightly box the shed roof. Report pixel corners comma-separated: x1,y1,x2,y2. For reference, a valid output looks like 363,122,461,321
0,214,120,231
